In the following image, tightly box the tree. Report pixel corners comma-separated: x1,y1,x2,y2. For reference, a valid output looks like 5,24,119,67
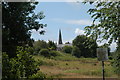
2,46,40,79
72,46,81,58
84,2,120,45
2,2,47,57
62,46,73,54
33,40,48,54
48,40,57,50
84,1,120,76
72,35,97,58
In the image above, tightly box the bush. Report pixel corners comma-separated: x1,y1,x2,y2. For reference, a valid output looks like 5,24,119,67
72,46,81,58
109,56,113,60
29,71,46,79
39,49,50,57
25,47,34,55
62,46,73,54
2,46,40,79
49,51,60,57
33,40,48,54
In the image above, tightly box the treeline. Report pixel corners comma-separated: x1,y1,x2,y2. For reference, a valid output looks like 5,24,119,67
32,35,111,58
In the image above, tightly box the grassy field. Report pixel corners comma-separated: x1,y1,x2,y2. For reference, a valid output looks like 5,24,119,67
33,52,117,78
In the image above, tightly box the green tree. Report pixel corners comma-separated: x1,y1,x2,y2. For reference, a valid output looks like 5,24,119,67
85,2,120,45
73,35,97,58
48,40,57,50
62,46,73,54
84,1,120,76
33,40,48,54
2,46,40,79
2,2,47,57
72,46,81,58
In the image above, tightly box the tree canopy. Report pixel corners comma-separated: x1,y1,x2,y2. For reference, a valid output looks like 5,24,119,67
84,1,120,76
2,2,46,57
48,40,57,50
72,35,97,58
85,2,120,46
33,40,48,54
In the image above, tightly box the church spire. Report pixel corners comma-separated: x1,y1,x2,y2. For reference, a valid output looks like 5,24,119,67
58,29,63,44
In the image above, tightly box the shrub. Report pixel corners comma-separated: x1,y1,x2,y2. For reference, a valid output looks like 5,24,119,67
2,46,41,79
62,46,73,54
25,47,34,55
33,40,48,54
29,71,46,79
39,49,50,57
72,46,81,58
49,51,60,57
109,56,113,60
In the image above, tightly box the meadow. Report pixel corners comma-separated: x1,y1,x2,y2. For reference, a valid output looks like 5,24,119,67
33,52,117,78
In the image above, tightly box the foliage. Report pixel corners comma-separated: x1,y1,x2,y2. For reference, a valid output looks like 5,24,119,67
2,2,46,57
25,46,34,55
49,51,60,57
2,46,40,79
39,49,50,57
112,49,120,76
72,35,97,58
48,40,57,50
62,46,73,54
84,1,120,76
33,54,116,78
72,46,81,58
2,52,11,79
33,40,48,54
85,2,120,44
29,71,46,79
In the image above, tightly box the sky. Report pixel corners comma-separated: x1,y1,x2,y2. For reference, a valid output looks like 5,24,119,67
31,2,117,52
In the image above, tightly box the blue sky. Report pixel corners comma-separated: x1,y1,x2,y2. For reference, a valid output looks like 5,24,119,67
31,2,117,52
31,2,94,42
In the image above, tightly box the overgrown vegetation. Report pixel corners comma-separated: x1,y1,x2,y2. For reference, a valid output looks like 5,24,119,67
33,53,117,78
2,46,45,79
62,46,73,54
2,1,119,79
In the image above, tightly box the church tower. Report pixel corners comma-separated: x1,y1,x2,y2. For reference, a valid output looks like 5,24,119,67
58,29,63,44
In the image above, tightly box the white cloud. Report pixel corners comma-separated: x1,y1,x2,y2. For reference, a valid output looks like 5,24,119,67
66,19,99,25
50,18,99,26
75,28,85,35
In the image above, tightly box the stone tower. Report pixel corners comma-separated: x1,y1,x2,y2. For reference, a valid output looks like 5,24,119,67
58,29,63,44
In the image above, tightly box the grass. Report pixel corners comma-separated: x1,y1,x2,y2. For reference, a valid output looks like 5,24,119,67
33,52,117,78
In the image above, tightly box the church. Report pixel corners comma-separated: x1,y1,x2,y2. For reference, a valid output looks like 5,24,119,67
57,29,72,51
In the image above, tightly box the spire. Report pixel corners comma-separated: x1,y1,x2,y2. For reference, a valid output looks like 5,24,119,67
58,29,63,44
